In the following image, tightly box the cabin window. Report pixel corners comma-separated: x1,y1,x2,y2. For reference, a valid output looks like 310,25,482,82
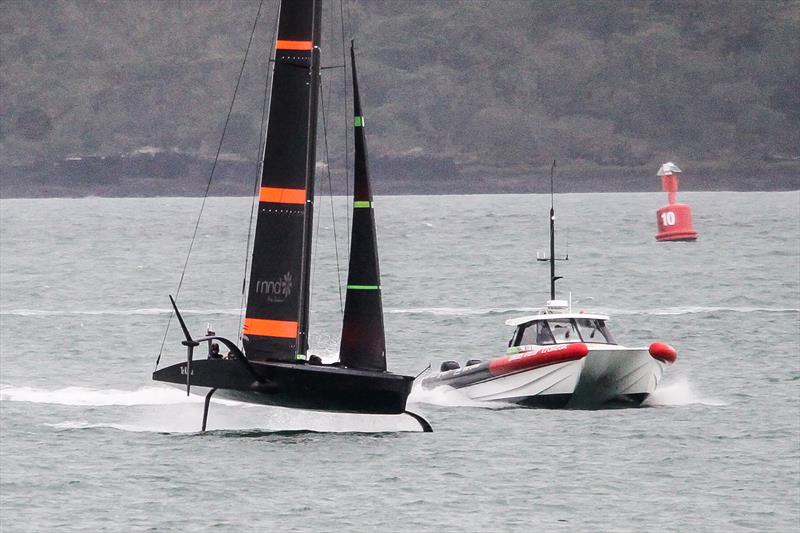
548,319,579,343
575,318,616,344
515,321,555,346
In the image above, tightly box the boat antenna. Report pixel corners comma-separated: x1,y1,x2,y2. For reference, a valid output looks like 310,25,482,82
549,159,562,300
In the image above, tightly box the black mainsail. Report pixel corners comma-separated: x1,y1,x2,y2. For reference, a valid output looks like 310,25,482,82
243,0,321,362
339,43,387,371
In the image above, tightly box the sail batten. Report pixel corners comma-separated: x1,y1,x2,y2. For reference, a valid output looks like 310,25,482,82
339,43,387,372
244,0,320,362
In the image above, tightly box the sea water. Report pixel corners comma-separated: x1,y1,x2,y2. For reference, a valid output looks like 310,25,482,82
1,192,798,531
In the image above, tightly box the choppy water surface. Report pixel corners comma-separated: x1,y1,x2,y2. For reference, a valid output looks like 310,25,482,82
1,192,798,531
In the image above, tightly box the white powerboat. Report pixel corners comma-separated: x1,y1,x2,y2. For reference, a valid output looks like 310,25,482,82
420,299,676,407
420,163,677,408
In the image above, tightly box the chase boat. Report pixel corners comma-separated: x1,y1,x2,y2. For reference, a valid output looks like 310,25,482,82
420,164,677,408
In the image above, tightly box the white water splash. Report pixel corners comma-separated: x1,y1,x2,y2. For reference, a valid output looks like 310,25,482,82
644,378,727,407
43,408,426,434
2,384,428,433
0,384,235,406
407,380,513,409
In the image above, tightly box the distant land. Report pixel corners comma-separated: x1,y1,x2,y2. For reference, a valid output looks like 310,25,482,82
1,151,798,197
1,0,798,197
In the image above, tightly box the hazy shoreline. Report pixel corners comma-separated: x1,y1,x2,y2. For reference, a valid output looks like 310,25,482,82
2,156,797,198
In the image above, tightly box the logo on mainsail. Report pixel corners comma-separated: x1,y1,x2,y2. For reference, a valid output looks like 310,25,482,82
255,272,293,302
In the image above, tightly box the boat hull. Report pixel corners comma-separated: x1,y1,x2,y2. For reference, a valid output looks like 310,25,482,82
421,344,671,408
153,359,414,414
569,346,669,407
420,343,588,407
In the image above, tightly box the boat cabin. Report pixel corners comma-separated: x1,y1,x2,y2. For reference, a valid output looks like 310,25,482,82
506,312,616,348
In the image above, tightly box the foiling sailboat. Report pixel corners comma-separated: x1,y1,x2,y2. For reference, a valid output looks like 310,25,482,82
153,0,431,432
421,163,677,408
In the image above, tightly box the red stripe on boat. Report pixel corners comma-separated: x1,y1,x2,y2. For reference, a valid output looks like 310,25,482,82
488,343,589,376
649,342,677,363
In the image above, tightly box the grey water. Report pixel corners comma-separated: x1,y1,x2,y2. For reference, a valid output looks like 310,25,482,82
1,192,798,531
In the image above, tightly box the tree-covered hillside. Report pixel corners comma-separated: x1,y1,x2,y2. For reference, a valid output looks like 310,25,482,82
1,0,798,196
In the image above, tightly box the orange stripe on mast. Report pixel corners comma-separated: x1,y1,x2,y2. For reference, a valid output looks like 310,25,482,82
276,39,313,50
259,187,306,204
243,318,298,339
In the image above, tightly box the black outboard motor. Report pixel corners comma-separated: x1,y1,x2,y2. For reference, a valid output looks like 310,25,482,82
466,359,482,366
440,360,460,372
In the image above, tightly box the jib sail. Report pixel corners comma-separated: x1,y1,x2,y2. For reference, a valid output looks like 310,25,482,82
339,43,387,371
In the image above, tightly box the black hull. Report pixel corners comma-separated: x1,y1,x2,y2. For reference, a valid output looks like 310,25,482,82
153,359,414,414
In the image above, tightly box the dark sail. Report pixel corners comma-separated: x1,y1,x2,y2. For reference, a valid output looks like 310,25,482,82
339,43,387,371
244,0,321,362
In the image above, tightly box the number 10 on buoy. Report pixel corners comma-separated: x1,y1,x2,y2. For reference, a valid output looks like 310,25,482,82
655,162,698,242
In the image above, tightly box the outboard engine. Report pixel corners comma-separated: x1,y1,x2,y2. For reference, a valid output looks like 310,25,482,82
440,360,460,372
466,359,482,366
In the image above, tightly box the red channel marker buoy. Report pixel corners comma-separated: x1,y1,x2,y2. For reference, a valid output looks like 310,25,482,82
655,162,698,242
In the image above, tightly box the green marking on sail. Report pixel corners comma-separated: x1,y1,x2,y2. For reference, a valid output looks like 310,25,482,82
353,200,372,208
354,116,364,127
347,284,381,290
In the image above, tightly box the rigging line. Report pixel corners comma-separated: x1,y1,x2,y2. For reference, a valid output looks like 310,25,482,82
155,0,266,369
319,82,345,314
311,165,322,307
344,0,353,44
239,0,280,347
311,0,335,310
339,0,351,248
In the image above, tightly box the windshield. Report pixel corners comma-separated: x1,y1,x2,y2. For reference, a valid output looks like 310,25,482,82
575,318,615,344
513,318,616,346
518,320,555,345
547,319,580,343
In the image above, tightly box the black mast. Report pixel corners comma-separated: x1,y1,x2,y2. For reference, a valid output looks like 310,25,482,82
339,41,387,371
548,160,561,300
242,0,321,362
296,0,322,357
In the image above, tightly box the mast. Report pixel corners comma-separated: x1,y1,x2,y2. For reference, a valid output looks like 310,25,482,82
548,160,561,300
339,41,387,371
243,0,321,362
296,0,322,357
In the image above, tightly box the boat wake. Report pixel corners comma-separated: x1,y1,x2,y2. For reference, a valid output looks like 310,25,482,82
386,305,799,317
386,306,543,317
0,384,214,406
643,378,726,407
2,305,795,319
608,305,799,317
0,307,242,317
1,384,428,433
